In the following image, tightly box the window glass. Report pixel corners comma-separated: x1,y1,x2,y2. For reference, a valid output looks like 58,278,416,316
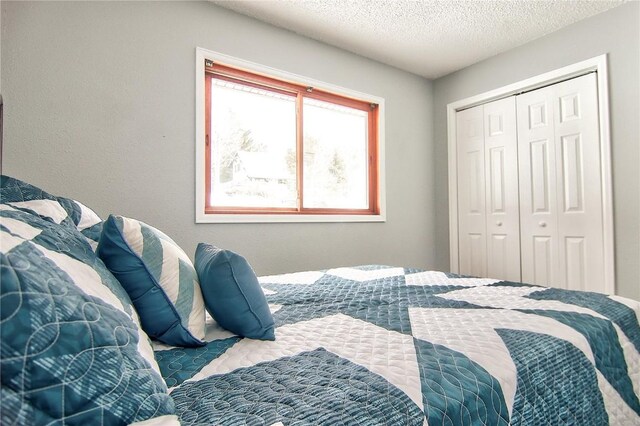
210,79,297,208
302,98,369,209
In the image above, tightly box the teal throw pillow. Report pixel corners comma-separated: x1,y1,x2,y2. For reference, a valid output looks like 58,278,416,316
194,243,275,340
98,215,206,347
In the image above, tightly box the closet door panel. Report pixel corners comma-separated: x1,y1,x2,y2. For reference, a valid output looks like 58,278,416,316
517,87,561,287
456,105,486,277
484,97,520,281
530,140,551,213
553,73,604,291
533,236,553,285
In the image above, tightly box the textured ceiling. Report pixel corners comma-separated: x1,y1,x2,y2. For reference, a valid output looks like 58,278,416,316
210,0,626,79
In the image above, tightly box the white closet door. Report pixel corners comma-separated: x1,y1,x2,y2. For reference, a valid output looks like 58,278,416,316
517,85,561,286
484,97,521,281
457,105,486,277
553,73,604,291
517,73,603,291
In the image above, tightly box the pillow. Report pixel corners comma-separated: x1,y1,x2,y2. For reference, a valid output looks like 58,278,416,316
0,206,174,424
194,243,275,340
1,175,103,249
98,215,206,347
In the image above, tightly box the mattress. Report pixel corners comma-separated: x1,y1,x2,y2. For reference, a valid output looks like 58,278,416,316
153,265,640,425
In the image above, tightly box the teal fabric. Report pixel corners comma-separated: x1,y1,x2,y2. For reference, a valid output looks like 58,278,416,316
194,243,275,340
528,288,640,352
522,309,640,415
1,175,58,203
498,328,608,425
170,348,424,425
1,175,103,246
414,337,510,425
155,337,241,387
98,215,205,347
1,206,174,425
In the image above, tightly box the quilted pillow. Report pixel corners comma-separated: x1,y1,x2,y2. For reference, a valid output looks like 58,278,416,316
98,215,206,347
194,243,275,340
0,206,174,424
0,175,103,248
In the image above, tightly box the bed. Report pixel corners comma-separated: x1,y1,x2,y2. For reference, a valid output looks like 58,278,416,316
1,175,639,425
155,266,640,425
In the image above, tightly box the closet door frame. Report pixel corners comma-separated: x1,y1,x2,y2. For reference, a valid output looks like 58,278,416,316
447,54,614,293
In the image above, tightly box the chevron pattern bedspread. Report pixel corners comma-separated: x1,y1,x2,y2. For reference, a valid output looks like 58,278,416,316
154,265,640,425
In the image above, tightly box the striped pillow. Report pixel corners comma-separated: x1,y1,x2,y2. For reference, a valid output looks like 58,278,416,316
98,215,206,347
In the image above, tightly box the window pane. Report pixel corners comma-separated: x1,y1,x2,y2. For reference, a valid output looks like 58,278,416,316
303,98,369,209
210,79,297,208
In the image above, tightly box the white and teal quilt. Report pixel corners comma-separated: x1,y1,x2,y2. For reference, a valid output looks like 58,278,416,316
155,266,640,425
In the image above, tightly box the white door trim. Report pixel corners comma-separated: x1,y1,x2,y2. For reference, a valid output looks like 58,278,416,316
447,54,615,293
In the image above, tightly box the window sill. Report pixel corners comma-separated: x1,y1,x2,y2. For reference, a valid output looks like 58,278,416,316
195,213,386,223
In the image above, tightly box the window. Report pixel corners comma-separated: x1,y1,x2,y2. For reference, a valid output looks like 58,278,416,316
196,49,385,223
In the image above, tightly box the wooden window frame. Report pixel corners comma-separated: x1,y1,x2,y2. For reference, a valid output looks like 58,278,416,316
195,48,385,224
204,61,380,217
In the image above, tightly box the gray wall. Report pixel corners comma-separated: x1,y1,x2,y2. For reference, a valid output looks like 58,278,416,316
433,2,639,300
1,1,435,275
